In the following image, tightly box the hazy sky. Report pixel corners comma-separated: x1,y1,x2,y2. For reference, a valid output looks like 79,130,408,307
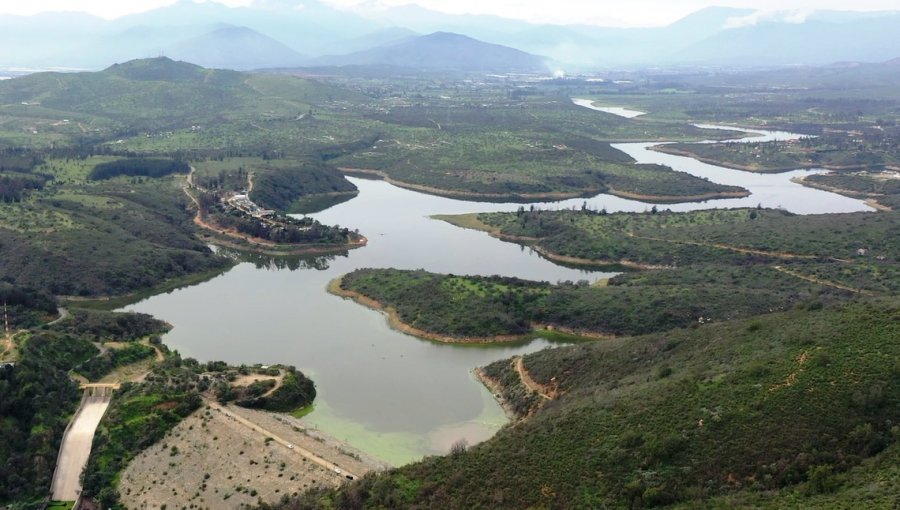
1,0,898,26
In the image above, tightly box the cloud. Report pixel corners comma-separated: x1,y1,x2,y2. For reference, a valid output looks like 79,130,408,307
724,8,813,29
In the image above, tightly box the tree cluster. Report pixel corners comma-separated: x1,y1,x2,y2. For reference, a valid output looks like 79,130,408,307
0,174,46,202
88,158,189,180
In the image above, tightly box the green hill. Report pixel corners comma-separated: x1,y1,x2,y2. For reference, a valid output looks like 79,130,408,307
269,300,899,509
0,57,361,145
296,208,900,509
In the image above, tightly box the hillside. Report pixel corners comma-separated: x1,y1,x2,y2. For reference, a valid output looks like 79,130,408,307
340,208,900,341
266,299,899,509
0,156,230,297
287,207,900,508
313,32,548,72
0,57,360,143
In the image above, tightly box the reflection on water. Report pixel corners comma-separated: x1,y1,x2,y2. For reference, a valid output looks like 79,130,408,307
215,246,345,272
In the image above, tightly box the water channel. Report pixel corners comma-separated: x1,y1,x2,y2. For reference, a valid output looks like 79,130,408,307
125,101,873,466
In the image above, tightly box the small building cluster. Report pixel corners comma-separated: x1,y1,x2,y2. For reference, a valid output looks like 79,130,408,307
228,194,275,218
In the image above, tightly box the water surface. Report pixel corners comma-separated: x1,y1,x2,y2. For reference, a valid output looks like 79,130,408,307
126,104,871,465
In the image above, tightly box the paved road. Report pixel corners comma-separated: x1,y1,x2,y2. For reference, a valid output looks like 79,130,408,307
51,394,112,501
205,399,358,480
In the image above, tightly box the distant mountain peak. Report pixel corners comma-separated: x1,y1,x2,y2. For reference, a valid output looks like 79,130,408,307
422,31,474,40
312,31,547,73
164,25,306,71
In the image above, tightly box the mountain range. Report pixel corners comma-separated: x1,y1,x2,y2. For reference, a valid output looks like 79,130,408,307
2,2,900,72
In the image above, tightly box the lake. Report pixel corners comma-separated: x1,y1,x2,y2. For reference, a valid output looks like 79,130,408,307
125,103,872,466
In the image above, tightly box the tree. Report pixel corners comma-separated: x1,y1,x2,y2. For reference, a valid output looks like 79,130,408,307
450,438,468,457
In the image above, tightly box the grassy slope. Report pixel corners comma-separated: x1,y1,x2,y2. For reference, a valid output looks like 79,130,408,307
295,301,899,509
472,208,899,293
340,208,900,340
0,61,752,200
313,208,900,508
0,157,230,296
331,99,747,199
338,266,836,339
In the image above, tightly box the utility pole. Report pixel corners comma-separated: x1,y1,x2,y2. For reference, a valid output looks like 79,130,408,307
3,301,8,336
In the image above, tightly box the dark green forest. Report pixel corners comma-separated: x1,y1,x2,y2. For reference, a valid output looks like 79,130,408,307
0,333,96,506
87,158,189,181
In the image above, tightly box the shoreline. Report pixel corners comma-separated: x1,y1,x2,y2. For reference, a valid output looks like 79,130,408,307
328,277,533,344
864,198,892,212
529,244,671,270
606,187,750,203
791,175,892,211
197,230,368,256
650,145,872,174
339,167,590,202
185,173,366,256
473,367,521,422
60,266,233,310
329,276,615,343
431,213,540,242
342,167,746,204
194,209,368,256
433,214,670,270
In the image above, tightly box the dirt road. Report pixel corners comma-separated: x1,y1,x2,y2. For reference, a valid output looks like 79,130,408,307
0,333,13,360
50,393,112,500
773,265,873,295
47,307,69,326
515,357,556,400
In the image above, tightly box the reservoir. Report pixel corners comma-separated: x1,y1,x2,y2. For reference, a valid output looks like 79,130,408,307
126,103,872,466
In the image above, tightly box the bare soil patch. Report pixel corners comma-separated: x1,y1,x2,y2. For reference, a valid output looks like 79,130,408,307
119,403,386,509
231,373,285,398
